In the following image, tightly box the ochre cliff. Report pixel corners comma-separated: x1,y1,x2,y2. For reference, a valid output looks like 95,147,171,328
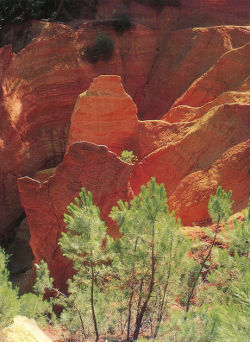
68,75,138,155
18,75,250,290
0,2,249,238
0,0,249,289
18,141,133,290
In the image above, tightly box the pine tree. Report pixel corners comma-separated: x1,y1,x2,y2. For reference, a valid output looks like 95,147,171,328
137,201,249,341
205,202,250,341
109,177,192,340
185,186,233,313
59,187,112,341
32,183,248,341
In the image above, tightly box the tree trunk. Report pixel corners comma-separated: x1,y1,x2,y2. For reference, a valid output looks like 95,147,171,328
91,265,99,341
62,7,74,20
136,278,144,322
52,0,65,20
154,239,173,338
127,291,134,341
50,287,86,338
133,225,155,340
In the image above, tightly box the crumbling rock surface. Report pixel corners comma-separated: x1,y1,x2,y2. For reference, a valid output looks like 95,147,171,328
18,75,250,290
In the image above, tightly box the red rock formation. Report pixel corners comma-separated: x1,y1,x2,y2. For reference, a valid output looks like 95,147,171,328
58,74,250,228
169,43,250,110
68,75,138,155
18,73,250,289
97,0,250,33
0,20,157,237
169,140,250,225
0,1,249,288
143,26,250,119
130,102,250,206
18,142,132,290
1,18,249,238
69,75,192,159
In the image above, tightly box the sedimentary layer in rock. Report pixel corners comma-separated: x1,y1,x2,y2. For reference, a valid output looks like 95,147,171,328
1,13,249,237
163,42,250,123
18,142,132,289
18,74,250,290
68,75,138,155
0,20,157,238
169,140,250,225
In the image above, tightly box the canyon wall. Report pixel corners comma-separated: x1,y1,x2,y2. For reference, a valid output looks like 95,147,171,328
18,75,250,290
0,0,249,288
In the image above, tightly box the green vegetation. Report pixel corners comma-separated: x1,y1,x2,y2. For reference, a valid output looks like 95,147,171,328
0,0,98,26
112,12,132,33
82,31,114,63
154,203,250,342
34,181,249,341
59,188,112,340
0,248,19,327
0,248,54,328
0,180,249,342
120,150,138,164
184,186,233,313
108,178,192,340
0,0,182,27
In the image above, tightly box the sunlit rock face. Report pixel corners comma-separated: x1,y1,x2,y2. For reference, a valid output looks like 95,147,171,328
18,74,249,290
0,0,249,239
18,141,133,291
0,0,249,288
0,20,157,239
68,75,138,155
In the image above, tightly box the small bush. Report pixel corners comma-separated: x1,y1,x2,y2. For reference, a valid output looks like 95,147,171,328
112,13,132,33
83,31,114,63
0,247,19,327
19,293,55,325
120,150,138,163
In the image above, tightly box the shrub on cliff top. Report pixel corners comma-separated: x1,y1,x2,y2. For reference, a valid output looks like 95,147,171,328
82,31,114,63
135,0,181,9
120,150,138,163
112,12,132,34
